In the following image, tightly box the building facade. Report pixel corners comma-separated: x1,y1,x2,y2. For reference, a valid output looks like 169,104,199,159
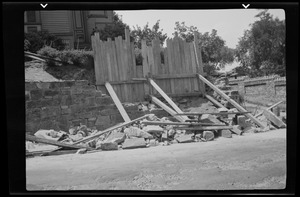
24,10,113,49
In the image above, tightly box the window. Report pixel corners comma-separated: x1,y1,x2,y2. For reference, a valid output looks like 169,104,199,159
27,26,38,32
27,11,36,23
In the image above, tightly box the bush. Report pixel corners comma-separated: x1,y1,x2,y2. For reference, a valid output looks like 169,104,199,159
24,30,65,53
37,46,94,68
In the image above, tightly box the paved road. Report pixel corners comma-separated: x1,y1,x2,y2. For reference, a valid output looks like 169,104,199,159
26,129,286,191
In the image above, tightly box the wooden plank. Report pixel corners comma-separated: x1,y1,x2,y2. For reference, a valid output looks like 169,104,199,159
173,126,233,131
255,100,284,118
173,36,181,94
141,40,150,98
26,134,92,150
166,38,175,94
183,41,192,93
100,40,109,82
73,114,151,144
190,43,199,91
151,96,185,122
153,74,197,79
179,38,189,93
163,47,171,94
106,39,113,81
197,74,266,129
141,121,225,126
105,82,131,122
175,112,251,116
148,78,189,121
194,32,205,94
111,39,119,81
263,109,286,128
153,92,202,98
92,33,103,84
205,94,228,109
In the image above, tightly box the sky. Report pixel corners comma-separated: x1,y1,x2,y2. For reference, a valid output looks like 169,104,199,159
116,9,285,49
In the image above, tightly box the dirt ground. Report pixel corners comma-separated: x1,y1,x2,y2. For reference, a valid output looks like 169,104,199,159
26,128,286,191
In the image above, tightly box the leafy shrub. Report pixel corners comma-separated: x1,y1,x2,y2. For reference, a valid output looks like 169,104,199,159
24,30,65,53
37,46,94,68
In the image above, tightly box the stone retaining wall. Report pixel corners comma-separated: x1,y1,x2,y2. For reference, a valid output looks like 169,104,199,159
25,80,168,134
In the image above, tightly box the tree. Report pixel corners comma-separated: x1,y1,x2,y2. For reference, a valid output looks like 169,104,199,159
94,12,130,41
130,20,168,49
174,22,235,74
235,10,286,77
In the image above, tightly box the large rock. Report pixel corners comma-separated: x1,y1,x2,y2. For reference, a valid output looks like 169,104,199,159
104,130,126,144
124,127,153,139
219,129,232,138
175,134,194,143
34,129,63,141
100,142,118,151
202,131,214,141
122,138,147,149
142,125,164,134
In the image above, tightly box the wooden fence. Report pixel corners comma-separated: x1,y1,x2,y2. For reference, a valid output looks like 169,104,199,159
91,29,205,102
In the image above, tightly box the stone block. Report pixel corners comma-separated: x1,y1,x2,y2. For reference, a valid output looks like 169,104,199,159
86,97,96,107
36,82,51,89
243,126,256,133
237,115,252,129
44,90,60,97
75,80,89,86
95,115,111,126
49,82,61,89
70,86,83,94
60,87,71,95
26,108,41,120
25,91,31,101
149,139,159,147
70,104,84,114
105,131,126,144
175,134,194,143
202,131,214,141
25,82,37,91
95,90,103,97
100,142,118,151
95,96,114,106
231,125,243,135
61,81,75,87
124,127,153,139
142,125,164,134
109,114,124,124
99,107,119,116
76,148,87,154
219,129,232,138
71,119,87,127
122,138,147,149
30,89,43,100
40,106,60,119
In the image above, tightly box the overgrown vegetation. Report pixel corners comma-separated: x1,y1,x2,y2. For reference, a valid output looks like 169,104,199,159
37,46,94,68
24,30,65,53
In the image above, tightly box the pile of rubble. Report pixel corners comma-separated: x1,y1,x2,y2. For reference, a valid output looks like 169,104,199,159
26,105,279,157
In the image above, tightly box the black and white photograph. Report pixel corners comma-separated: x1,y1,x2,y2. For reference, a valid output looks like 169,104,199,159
4,2,297,194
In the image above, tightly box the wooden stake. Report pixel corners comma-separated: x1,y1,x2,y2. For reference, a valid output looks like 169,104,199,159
205,94,228,109
105,82,131,122
197,74,265,129
173,125,233,130
148,78,189,121
254,100,284,118
150,95,185,122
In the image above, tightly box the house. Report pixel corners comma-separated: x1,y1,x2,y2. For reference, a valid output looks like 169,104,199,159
24,10,114,49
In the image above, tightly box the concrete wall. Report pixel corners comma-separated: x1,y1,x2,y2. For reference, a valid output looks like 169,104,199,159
25,80,169,134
